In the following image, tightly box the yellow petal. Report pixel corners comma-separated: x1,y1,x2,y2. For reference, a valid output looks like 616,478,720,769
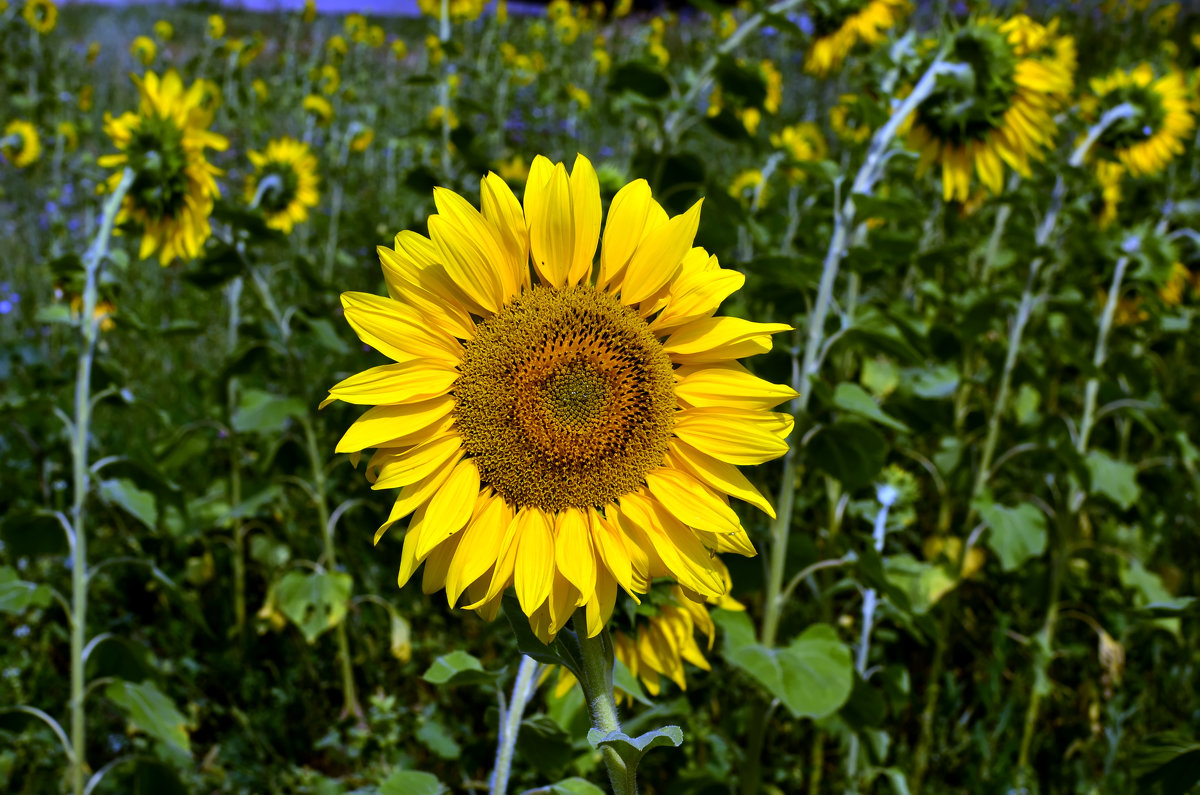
621,199,702,306
446,492,513,607
568,154,601,286
414,457,480,560
428,214,505,315
664,316,790,363
335,398,455,453
324,361,458,407
590,508,637,598
598,178,654,290
374,452,463,544
481,173,530,290
645,467,743,535
529,162,575,287
667,438,775,518
341,291,462,364
583,570,617,638
675,363,796,410
514,509,555,615
555,507,596,606
371,434,463,490
672,407,792,465
434,186,520,301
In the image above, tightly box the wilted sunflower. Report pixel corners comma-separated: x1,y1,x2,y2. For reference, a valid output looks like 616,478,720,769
245,137,320,234
326,155,794,642
2,120,42,169
1083,64,1194,177
804,0,909,77
22,0,57,34
99,71,228,265
907,15,1075,203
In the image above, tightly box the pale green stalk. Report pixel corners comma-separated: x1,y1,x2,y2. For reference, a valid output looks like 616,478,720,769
322,133,352,284
573,615,632,795
490,655,540,795
69,168,134,795
438,0,453,173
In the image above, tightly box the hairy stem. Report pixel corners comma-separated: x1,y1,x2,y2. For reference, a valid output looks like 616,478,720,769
573,615,632,795
491,655,539,795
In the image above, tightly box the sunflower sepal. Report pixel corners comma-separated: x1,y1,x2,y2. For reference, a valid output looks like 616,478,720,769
501,595,585,680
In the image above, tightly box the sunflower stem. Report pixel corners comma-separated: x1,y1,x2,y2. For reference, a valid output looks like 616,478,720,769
1015,254,1130,783
1069,103,1137,169
490,654,539,795
69,167,134,795
573,615,633,795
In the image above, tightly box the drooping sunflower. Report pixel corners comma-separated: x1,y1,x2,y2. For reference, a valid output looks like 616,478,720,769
245,137,320,234
326,155,794,642
1082,64,1194,178
99,71,228,265
803,0,909,78
22,0,57,34
907,15,1075,203
130,35,157,66
3,120,42,169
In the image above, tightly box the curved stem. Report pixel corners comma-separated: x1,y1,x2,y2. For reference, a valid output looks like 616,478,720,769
70,168,135,795
573,615,632,795
490,655,539,795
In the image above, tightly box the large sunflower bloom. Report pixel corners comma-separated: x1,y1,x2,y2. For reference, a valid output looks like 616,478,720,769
3,120,42,169
1083,64,1194,178
907,15,1075,203
326,155,794,642
245,137,320,234
804,0,909,78
23,0,57,34
99,71,228,265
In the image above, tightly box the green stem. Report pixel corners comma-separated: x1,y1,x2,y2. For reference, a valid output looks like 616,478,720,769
226,277,246,640
70,168,134,795
573,615,632,795
491,655,539,795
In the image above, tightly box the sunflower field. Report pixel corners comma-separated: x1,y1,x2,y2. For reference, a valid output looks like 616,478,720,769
2,0,1200,792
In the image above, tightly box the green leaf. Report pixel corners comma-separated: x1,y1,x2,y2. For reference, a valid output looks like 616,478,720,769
833,383,910,432
84,634,155,682
273,571,352,644
378,771,447,795
501,595,583,679
1132,733,1200,795
0,566,52,615
416,717,462,760
713,55,767,109
0,511,70,558
902,364,959,399
549,778,606,795
807,421,889,492
516,714,574,779
421,651,500,687
608,62,670,100
104,680,191,755
613,658,653,706
974,499,1047,572
715,613,854,719
587,726,683,783
98,479,158,530
883,554,957,615
231,389,307,434
1085,450,1140,510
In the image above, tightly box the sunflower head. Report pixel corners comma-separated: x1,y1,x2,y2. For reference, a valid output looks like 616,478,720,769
246,137,320,234
130,35,157,66
804,0,908,77
326,155,794,642
3,120,42,169
302,94,334,126
98,71,229,265
1086,64,1195,177
920,23,1019,146
23,0,57,34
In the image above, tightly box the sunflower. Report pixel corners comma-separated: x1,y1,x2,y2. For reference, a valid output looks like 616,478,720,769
772,122,829,182
907,16,1075,203
830,94,872,144
3,120,42,169
22,0,57,34
302,94,334,126
1083,64,1195,178
325,155,794,642
98,71,228,265
130,35,157,66
245,137,319,234
208,14,226,40
804,0,909,77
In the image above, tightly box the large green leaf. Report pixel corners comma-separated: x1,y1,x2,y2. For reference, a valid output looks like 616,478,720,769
231,389,307,434
883,554,957,615
1132,733,1200,795
379,771,446,795
1085,450,1140,510
715,611,854,719
421,651,500,687
0,566,52,615
974,499,1047,572
273,570,353,644
833,382,911,432
807,421,889,491
105,680,190,755
98,478,158,530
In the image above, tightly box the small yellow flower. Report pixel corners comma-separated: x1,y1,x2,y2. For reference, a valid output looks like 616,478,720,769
740,107,762,136
614,0,632,17
208,14,226,40
79,85,94,112
728,168,766,206
252,78,269,101
350,126,374,152
1159,262,1193,306
303,94,334,126
327,34,349,63
760,60,782,115
772,122,829,180
153,19,173,42
495,154,528,183
303,0,317,24
426,34,443,66
367,25,385,47
555,15,581,44
86,41,101,65
3,120,41,168
130,35,157,66
1094,160,1123,229
648,42,669,68
245,137,321,234
391,38,408,60
319,64,341,96
592,48,611,75
23,0,57,34
530,21,547,40
1151,2,1180,33
497,0,509,23
714,10,737,38
1085,63,1195,178
70,295,116,332
547,0,569,19
344,12,368,41
830,94,872,144
56,120,78,152
566,84,591,110
427,104,459,130
238,35,264,67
